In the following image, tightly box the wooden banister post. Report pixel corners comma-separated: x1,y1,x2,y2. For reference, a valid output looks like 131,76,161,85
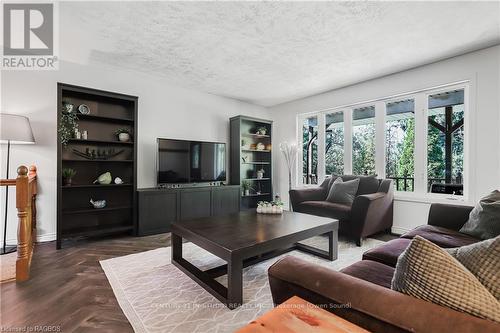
16,165,30,282
29,165,38,236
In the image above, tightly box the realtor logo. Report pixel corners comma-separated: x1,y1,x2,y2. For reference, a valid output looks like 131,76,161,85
2,3,58,70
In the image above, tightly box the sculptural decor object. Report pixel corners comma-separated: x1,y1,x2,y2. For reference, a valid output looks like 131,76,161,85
90,199,106,209
93,172,112,185
72,148,124,160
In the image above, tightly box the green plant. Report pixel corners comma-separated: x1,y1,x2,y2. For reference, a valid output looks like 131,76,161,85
58,108,78,146
241,180,251,190
115,128,131,136
62,168,76,179
257,126,267,135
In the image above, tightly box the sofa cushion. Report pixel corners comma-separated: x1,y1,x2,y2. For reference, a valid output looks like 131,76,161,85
446,236,500,300
460,190,500,240
340,260,395,289
330,175,380,196
401,225,479,247
297,201,351,220
362,238,412,267
326,177,359,205
392,236,500,323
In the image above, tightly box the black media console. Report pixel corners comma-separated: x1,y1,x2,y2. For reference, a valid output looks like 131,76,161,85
137,185,240,236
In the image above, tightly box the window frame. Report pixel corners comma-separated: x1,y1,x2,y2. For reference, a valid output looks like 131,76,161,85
296,81,470,202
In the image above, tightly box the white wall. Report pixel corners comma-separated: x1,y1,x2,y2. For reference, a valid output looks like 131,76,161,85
0,61,267,245
269,45,500,234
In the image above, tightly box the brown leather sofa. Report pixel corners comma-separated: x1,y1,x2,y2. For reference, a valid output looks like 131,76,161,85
290,175,394,246
268,203,499,333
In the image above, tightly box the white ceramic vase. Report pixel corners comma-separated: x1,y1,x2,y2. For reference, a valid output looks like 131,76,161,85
118,133,130,142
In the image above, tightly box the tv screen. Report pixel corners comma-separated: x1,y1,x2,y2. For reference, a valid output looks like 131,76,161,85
157,138,226,184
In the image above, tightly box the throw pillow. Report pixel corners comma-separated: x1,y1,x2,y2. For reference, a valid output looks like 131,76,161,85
326,177,360,206
391,236,500,323
460,190,500,240
446,236,500,300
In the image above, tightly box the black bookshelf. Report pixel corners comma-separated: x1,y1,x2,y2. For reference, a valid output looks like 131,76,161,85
230,115,273,209
56,83,138,249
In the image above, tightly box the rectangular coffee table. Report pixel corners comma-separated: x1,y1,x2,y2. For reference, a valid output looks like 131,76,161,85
171,210,338,309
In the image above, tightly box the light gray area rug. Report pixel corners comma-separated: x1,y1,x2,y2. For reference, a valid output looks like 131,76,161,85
101,237,384,333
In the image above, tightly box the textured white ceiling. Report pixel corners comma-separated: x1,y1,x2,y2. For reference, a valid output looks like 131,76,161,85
61,2,500,106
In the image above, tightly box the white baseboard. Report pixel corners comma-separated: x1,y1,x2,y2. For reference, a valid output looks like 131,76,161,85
391,226,410,235
0,232,56,247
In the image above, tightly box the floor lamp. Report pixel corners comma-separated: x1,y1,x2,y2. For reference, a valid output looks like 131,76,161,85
0,114,35,255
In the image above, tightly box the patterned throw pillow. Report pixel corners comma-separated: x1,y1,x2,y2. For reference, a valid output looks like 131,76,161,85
391,236,500,323
326,177,360,206
446,236,500,300
460,190,500,240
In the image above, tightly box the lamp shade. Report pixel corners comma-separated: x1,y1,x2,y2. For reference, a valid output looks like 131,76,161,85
0,114,35,144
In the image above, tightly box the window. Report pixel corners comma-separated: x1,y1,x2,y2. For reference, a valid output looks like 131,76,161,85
352,106,376,175
325,112,344,176
427,89,464,195
296,82,468,199
385,99,415,192
302,116,318,184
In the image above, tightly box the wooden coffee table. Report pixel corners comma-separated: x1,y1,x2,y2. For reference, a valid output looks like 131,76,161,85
171,210,338,309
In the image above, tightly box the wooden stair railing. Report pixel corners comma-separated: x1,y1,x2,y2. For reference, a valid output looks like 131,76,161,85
0,165,37,282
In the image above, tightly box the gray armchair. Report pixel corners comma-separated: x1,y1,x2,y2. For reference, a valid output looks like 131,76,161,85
290,175,394,246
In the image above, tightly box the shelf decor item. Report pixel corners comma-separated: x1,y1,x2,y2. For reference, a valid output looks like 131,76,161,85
59,107,79,147
256,168,265,179
279,142,297,211
90,199,106,209
256,142,265,151
62,168,76,186
114,177,123,184
72,148,124,160
241,180,251,196
78,104,91,115
0,114,35,255
256,201,283,214
115,128,131,142
63,102,74,113
94,172,112,185
256,126,267,135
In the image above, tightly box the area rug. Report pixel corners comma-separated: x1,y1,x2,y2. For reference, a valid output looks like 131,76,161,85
0,252,17,283
100,237,384,333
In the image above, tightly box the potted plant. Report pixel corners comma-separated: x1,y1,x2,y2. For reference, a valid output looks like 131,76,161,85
256,126,267,135
241,180,251,196
62,168,76,186
115,128,132,142
58,106,79,147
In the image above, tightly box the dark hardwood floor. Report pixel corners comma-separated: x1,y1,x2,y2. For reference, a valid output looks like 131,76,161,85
1,231,395,332
1,233,170,332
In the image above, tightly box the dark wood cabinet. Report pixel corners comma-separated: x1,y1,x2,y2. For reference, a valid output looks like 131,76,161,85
179,188,212,220
137,191,177,236
137,185,240,236
212,186,240,216
57,83,138,249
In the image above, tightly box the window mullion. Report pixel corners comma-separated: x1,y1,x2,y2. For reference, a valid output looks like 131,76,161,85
375,101,386,178
414,94,426,194
344,109,353,174
317,114,326,183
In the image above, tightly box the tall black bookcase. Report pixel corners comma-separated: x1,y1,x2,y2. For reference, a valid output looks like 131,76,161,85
230,115,273,209
56,83,138,249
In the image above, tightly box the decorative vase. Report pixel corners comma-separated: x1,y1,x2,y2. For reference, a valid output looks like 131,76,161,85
244,189,250,196
63,177,72,186
256,205,263,213
256,169,264,179
118,133,130,142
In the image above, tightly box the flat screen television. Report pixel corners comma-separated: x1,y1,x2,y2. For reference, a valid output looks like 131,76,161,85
157,138,226,185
